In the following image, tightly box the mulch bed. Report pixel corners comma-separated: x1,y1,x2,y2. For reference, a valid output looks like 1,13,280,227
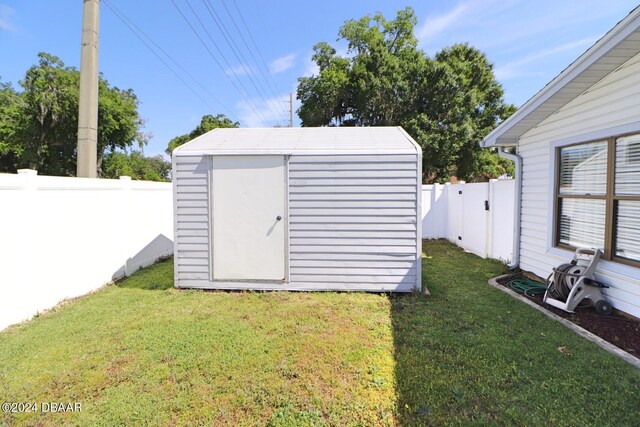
497,273,640,360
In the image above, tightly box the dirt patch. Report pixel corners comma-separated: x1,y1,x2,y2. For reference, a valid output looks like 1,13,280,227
497,274,640,359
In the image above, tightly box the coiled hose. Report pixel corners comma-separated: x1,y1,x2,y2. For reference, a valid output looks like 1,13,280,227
545,262,592,308
545,262,581,300
508,278,547,297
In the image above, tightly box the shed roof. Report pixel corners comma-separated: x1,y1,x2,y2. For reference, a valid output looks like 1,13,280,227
173,126,420,156
480,5,640,147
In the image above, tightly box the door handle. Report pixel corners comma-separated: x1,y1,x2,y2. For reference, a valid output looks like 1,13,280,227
276,215,282,221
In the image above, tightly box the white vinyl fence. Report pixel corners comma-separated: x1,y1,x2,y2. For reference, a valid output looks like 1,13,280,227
422,180,515,262
0,170,513,330
0,170,173,330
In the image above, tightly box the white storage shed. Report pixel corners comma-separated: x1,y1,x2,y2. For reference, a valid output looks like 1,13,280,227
172,126,422,292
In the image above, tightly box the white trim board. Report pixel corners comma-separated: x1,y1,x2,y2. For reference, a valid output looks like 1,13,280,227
175,280,415,292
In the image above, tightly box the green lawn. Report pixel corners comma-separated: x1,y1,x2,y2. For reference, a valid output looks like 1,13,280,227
1,240,639,426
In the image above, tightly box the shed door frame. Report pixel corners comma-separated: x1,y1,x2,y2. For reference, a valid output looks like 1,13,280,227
208,154,289,282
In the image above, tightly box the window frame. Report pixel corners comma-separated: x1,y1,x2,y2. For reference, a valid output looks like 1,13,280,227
554,132,640,268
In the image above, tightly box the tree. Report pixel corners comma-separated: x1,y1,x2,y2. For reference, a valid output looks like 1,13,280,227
96,79,143,173
166,114,239,155
102,150,171,182
297,8,515,182
0,52,144,176
297,43,351,126
0,82,25,173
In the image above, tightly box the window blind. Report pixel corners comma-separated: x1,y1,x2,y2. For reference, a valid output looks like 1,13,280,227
558,198,605,250
615,201,640,262
615,135,640,195
559,141,608,195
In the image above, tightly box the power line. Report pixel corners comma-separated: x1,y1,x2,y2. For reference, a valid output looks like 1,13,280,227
219,0,281,99
201,0,287,123
226,0,283,99
200,0,285,122
174,0,271,126
102,0,237,122
214,0,287,116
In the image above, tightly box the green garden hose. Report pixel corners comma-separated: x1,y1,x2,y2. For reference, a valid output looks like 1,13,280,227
508,278,547,297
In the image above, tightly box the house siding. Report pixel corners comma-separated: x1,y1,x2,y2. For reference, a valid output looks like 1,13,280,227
518,51,640,317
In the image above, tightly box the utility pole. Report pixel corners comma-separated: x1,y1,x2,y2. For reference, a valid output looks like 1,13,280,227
289,93,293,127
77,0,100,178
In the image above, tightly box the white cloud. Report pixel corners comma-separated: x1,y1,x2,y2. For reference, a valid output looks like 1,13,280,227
417,2,473,41
225,63,253,76
494,36,598,80
301,44,351,78
417,0,633,55
269,53,296,74
302,54,319,77
0,5,16,32
237,94,291,127
416,0,527,51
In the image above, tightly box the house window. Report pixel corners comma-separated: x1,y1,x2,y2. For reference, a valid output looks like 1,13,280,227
555,133,640,267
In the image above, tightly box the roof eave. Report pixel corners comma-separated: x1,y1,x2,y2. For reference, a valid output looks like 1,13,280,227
481,137,518,148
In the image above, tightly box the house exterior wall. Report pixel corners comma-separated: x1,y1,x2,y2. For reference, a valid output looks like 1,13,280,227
173,151,422,292
518,51,640,317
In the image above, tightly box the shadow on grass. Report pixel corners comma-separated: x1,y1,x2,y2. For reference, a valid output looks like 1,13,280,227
389,240,640,426
116,257,174,290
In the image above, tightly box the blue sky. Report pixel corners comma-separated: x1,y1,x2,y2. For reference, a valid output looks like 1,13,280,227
1,1,638,157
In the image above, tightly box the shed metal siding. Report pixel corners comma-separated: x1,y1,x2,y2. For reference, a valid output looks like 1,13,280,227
173,127,421,291
173,155,211,281
288,154,419,291
518,51,640,317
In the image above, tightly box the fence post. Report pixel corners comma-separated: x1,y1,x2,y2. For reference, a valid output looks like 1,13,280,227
18,169,38,188
431,184,438,238
487,180,496,259
15,170,38,319
458,182,464,248
421,185,427,238
18,169,38,253
120,176,132,276
443,183,451,242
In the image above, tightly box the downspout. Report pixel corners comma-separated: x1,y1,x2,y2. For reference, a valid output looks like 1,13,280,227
499,147,521,269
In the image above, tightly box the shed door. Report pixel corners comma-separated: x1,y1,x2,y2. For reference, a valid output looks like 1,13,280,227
212,155,286,281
